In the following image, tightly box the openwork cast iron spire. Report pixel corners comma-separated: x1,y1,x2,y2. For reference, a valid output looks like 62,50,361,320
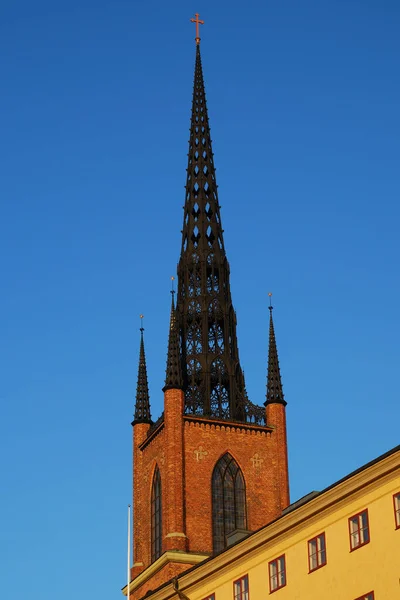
133,325,152,423
163,292,183,391
265,302,286,406
176,43,264,424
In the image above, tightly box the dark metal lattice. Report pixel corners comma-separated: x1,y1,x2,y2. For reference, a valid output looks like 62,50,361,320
212,453,247,553
151,466,162,562
176,44,251,422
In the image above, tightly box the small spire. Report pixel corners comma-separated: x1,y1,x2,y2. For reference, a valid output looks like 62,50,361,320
133,316,152,424
163,280,183,392
265,294,287,407
190,12,204,45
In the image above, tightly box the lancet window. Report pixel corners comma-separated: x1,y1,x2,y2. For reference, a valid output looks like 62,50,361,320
151,466,162,562
212,453,247,553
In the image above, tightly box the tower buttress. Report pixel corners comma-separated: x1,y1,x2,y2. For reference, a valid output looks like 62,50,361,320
265,299,290,510
163,291,187,551
131,326,152,585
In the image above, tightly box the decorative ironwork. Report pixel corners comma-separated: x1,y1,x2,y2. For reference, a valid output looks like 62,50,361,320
212,453,247,553
163,291,184,391
133,321,152,424
245,398,267,426
177,44,255,422
151,466,162,562
265,296,286,406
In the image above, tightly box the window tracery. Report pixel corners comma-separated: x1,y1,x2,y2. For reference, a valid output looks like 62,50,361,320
212,453,247,553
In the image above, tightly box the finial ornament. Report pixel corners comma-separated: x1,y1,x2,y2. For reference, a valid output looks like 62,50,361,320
190,13,204,45
140,314,144,332
171,276,175,296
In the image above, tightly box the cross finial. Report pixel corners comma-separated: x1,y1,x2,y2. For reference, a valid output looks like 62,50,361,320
171,275,175,297
190,13,204,45
268,292,273,312
140,314,144,333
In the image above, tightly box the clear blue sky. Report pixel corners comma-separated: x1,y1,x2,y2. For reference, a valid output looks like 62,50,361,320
1,1,399,598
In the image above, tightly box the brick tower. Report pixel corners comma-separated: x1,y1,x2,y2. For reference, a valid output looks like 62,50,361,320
127,20,289,600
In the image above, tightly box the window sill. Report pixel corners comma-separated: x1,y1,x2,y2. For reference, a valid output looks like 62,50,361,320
269,584,286,594
308,562,327,574
350,539,370,552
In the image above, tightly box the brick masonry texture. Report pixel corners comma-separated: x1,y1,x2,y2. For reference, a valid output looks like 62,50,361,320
130,391,289,598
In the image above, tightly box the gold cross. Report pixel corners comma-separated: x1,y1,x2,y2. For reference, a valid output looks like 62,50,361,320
190,13,204,45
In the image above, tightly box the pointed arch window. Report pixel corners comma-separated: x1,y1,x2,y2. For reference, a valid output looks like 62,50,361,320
212,453,247,553
151,466,162,562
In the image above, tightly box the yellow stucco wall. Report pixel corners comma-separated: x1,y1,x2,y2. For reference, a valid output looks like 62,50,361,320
177,455,400,600
128,449,400,600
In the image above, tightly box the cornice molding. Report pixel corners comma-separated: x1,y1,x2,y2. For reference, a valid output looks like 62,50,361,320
183,415,273,434
139,421,165,451
122,551,209,596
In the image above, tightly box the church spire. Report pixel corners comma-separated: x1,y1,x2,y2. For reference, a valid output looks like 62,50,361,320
176,34,262,423
133,318,152,424
265,296,286,406
163,285,184,392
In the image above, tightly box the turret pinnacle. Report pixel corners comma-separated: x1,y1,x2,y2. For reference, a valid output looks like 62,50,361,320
133,322,152,424
163,291,183,392
265,299,286,406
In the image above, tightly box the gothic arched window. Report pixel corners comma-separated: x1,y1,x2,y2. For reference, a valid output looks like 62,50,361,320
212,453,247,553
151,466,162,562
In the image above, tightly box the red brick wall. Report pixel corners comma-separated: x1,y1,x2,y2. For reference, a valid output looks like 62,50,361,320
266,403,290,510
183,418,287,553
133,424,166,572
164,389,187,551
131,394,289,595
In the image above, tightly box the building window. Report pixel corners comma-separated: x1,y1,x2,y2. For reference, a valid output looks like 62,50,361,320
212,453,247,553
349,509,370,550
354,593,374,600
203,595,215,600
269,555,286,592
394,492,400,529
308,532,327,571
233,575,248,600
151,466,162,562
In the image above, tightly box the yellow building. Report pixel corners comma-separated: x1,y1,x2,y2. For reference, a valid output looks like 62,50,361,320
124,445,400,600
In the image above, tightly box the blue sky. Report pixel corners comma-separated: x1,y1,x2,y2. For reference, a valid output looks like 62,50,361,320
1,1,399,599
